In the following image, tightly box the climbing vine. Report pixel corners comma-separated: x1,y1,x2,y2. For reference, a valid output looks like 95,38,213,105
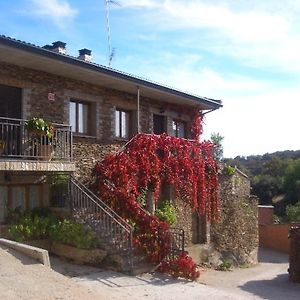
93,115,219,280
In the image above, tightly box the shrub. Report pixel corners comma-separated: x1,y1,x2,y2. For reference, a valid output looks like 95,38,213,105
8,211,100,250
50,220,100,249
223,164,235,176
217,259,233,271
286,202,300,222
159,252,200,280
155,200,177,225
8,214,58,242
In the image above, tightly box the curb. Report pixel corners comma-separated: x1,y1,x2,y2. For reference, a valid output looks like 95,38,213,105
0,238,51,267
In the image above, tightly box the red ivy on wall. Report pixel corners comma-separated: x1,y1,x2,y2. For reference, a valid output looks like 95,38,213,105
93,114,219,280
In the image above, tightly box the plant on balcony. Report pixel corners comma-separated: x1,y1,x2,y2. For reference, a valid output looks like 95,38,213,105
25,118,54,160
25,117,54,142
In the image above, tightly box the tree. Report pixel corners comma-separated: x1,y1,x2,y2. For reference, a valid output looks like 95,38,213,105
284,159,300,205
210,132,224,162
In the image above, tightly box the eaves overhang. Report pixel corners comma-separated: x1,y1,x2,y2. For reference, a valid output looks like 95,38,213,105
0,35,222,111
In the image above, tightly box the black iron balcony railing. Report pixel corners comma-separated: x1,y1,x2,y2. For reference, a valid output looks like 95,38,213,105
0,117,72,161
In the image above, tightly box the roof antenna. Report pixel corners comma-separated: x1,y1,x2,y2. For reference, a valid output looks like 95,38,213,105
105,0,120,67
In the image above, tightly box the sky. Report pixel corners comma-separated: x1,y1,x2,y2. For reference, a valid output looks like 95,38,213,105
0,0,299,158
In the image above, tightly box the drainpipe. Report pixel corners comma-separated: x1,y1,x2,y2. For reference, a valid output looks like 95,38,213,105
137,86,140,133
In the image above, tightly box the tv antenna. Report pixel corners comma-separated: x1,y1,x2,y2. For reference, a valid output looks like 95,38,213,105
105,0,119,67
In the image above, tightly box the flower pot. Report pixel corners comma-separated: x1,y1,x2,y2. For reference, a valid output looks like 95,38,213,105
38,144,54,161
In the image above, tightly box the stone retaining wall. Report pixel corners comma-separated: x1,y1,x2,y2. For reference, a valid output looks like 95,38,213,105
210,170,259,265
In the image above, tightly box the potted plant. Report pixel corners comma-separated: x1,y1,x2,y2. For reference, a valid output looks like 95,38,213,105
25,118,54,161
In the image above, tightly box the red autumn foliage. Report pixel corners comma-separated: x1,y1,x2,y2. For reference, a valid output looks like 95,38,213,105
93,116,219,280
159,252,200,280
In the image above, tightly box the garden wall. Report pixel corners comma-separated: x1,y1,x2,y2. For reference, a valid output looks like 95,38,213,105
258,205,274,225
259,223,292,253
210,168,259,265
258,205,300,253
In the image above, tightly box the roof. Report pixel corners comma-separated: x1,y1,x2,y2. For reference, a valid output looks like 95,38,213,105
0,35,222,110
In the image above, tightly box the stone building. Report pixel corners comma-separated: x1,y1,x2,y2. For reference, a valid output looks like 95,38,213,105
0,35,257,269
0,35,220,225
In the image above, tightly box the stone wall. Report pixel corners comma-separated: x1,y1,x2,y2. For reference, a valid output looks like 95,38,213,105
259,223,293,253
173,197,193,246
0,62,195,143
210,169,259,265
72,142,122,186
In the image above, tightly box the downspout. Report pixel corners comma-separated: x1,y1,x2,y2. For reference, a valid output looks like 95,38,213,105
137,86,140,133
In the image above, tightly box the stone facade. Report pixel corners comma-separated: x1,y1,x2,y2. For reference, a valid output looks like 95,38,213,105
0,58,259,267
72,142,121,186
0,61,196,223
0,62,195,144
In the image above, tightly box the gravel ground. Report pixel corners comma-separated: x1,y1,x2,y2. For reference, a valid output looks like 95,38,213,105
0,245,101,300
1,245,300,300
54,248,300,300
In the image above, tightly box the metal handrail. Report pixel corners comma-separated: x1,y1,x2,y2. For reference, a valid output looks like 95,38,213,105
0,117,72,161
68,175,184,272
70,175,132,232
69,175,134,270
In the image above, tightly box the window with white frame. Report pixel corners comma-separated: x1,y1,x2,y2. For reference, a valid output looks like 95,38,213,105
69,100,89,134
115,109,130,139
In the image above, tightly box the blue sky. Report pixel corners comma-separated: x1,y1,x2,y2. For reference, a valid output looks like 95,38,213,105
1,0,299,158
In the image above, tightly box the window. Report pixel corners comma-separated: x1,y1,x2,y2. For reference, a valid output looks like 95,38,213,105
115,109,130,139
172,120,187,138
69,100,89,134
153,114,167,135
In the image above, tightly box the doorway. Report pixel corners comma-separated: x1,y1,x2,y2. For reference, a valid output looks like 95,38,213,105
0,84,23,156
0,84,22,119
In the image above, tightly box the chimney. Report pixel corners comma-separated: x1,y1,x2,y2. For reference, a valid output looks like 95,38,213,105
78,48,92,62
51,41,66,54
43,41,66,54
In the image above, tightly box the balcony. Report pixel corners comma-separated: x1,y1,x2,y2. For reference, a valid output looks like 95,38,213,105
0,117,75,172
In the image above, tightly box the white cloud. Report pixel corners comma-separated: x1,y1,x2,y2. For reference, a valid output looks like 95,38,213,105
114,1,300,157
120,0,300,72
204,88,300,158
29,0,78,27
120,0,158,8
122,55,269,99
117,50,297,158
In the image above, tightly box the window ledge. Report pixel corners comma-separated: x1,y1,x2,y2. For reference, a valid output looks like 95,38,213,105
73,134,97,139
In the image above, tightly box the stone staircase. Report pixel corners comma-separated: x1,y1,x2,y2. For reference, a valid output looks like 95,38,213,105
69,175,156,274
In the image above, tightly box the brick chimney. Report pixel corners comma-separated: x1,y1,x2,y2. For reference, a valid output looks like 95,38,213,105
43,41,66,54
78,48,92,62
52,41,66,54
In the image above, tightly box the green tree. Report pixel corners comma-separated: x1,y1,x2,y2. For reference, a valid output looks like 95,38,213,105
286,202,300,222
211,132,224,162
284,159,300,205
